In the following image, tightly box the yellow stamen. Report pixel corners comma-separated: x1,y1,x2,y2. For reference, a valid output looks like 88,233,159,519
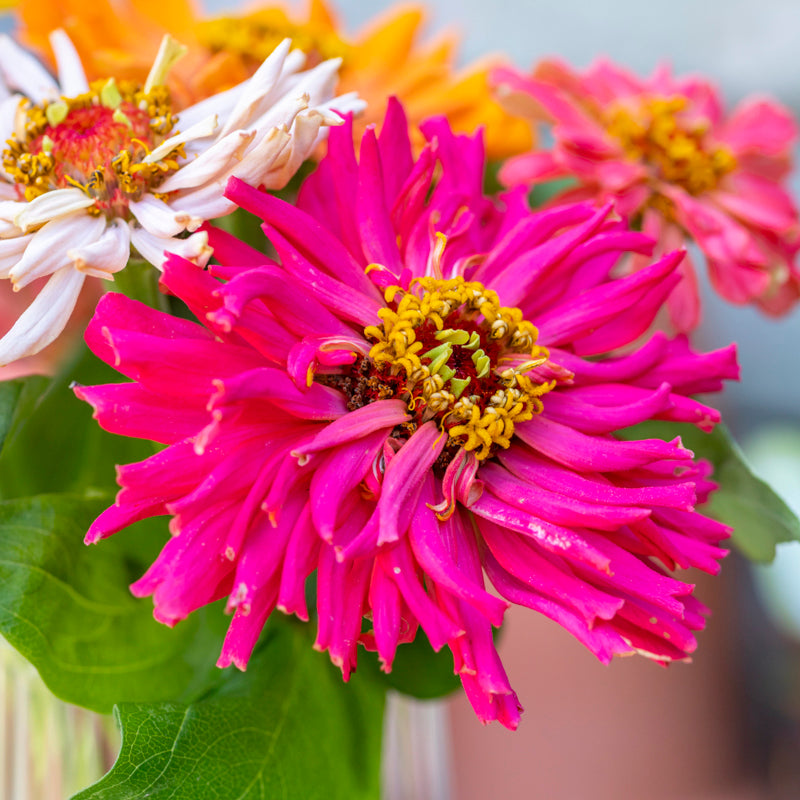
3,76,185,209
363,275,554,459
606,95,736,200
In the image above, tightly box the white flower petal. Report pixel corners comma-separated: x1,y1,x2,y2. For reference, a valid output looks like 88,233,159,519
168,127,290,221
0,221,22,239
0,181,18,201
281,48,308,76
174,229,213,267
0,95,22,168
271,114,327,188
178,45,306,134
318,91,366,120
231,56,348,142
167,180,237,221
174,83,243,131
219,39,294,137
232,110,325,192
224,125,293,189
0,199,30,224
129,195,188,238
144,113,219,164
167,184,236,222
282,56,341,108
176,47,307,133
15,189,96,232
0,266,85,365
241,91,309,142
0,233,34,278
10,212,105,289
130,227,211,270
49,30,89,97
68,218,131,279
157,129,256,193
0,36,59,102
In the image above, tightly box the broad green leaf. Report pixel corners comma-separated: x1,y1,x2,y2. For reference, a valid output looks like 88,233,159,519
0,374,49,454
705,428,800,562
0,342,153,499
72,623,385,800
619,421,800,563
0,494,227,712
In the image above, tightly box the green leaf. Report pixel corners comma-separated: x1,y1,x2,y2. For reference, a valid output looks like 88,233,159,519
483,160,505,196
213,206,272,254
361,631,460,700
0,493,228,712
107,258,169,312
706,428,800,562
484,162,576,206
0,374,49,454
72,623,385,800
618,421,800,563
528,177,576,208
0,342,153,499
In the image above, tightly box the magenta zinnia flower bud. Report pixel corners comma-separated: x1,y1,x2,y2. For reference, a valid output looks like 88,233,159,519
76,100,738,729
495,60,800,331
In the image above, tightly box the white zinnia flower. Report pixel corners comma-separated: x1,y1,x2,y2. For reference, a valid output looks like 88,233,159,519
0,31,364,365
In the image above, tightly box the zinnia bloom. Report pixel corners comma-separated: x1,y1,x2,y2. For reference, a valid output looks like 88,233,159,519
0,30,361,364
16,0,533,158
77,101,737,729
494,60,800,330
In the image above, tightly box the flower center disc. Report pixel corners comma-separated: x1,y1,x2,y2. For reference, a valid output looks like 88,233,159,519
352,276,554,460
606,95,736,196
3,79,183,217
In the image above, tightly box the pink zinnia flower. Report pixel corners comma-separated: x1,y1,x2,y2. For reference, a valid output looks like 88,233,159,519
76,101,738,729
494,60,800,330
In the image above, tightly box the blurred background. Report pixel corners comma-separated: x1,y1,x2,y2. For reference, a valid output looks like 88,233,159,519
325,2,800,798
4,1,800,798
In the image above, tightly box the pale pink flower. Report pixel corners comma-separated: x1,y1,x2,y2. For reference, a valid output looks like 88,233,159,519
495,59,800,330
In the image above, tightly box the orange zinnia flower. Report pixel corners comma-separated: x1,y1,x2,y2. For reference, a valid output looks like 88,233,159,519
16,0,533,158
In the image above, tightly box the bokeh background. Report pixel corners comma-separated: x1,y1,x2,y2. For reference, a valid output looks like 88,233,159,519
314,2,800,799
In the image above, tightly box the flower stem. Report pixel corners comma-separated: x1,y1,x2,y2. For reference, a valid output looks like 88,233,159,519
109,258,170,312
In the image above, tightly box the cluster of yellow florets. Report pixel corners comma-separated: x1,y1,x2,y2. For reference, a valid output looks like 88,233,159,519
607,95,737,196
364,275,554,459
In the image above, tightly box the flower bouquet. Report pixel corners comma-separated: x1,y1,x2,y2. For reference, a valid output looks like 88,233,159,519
0,1,798,798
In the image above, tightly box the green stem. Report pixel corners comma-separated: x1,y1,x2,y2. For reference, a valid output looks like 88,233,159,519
108,258,169,312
